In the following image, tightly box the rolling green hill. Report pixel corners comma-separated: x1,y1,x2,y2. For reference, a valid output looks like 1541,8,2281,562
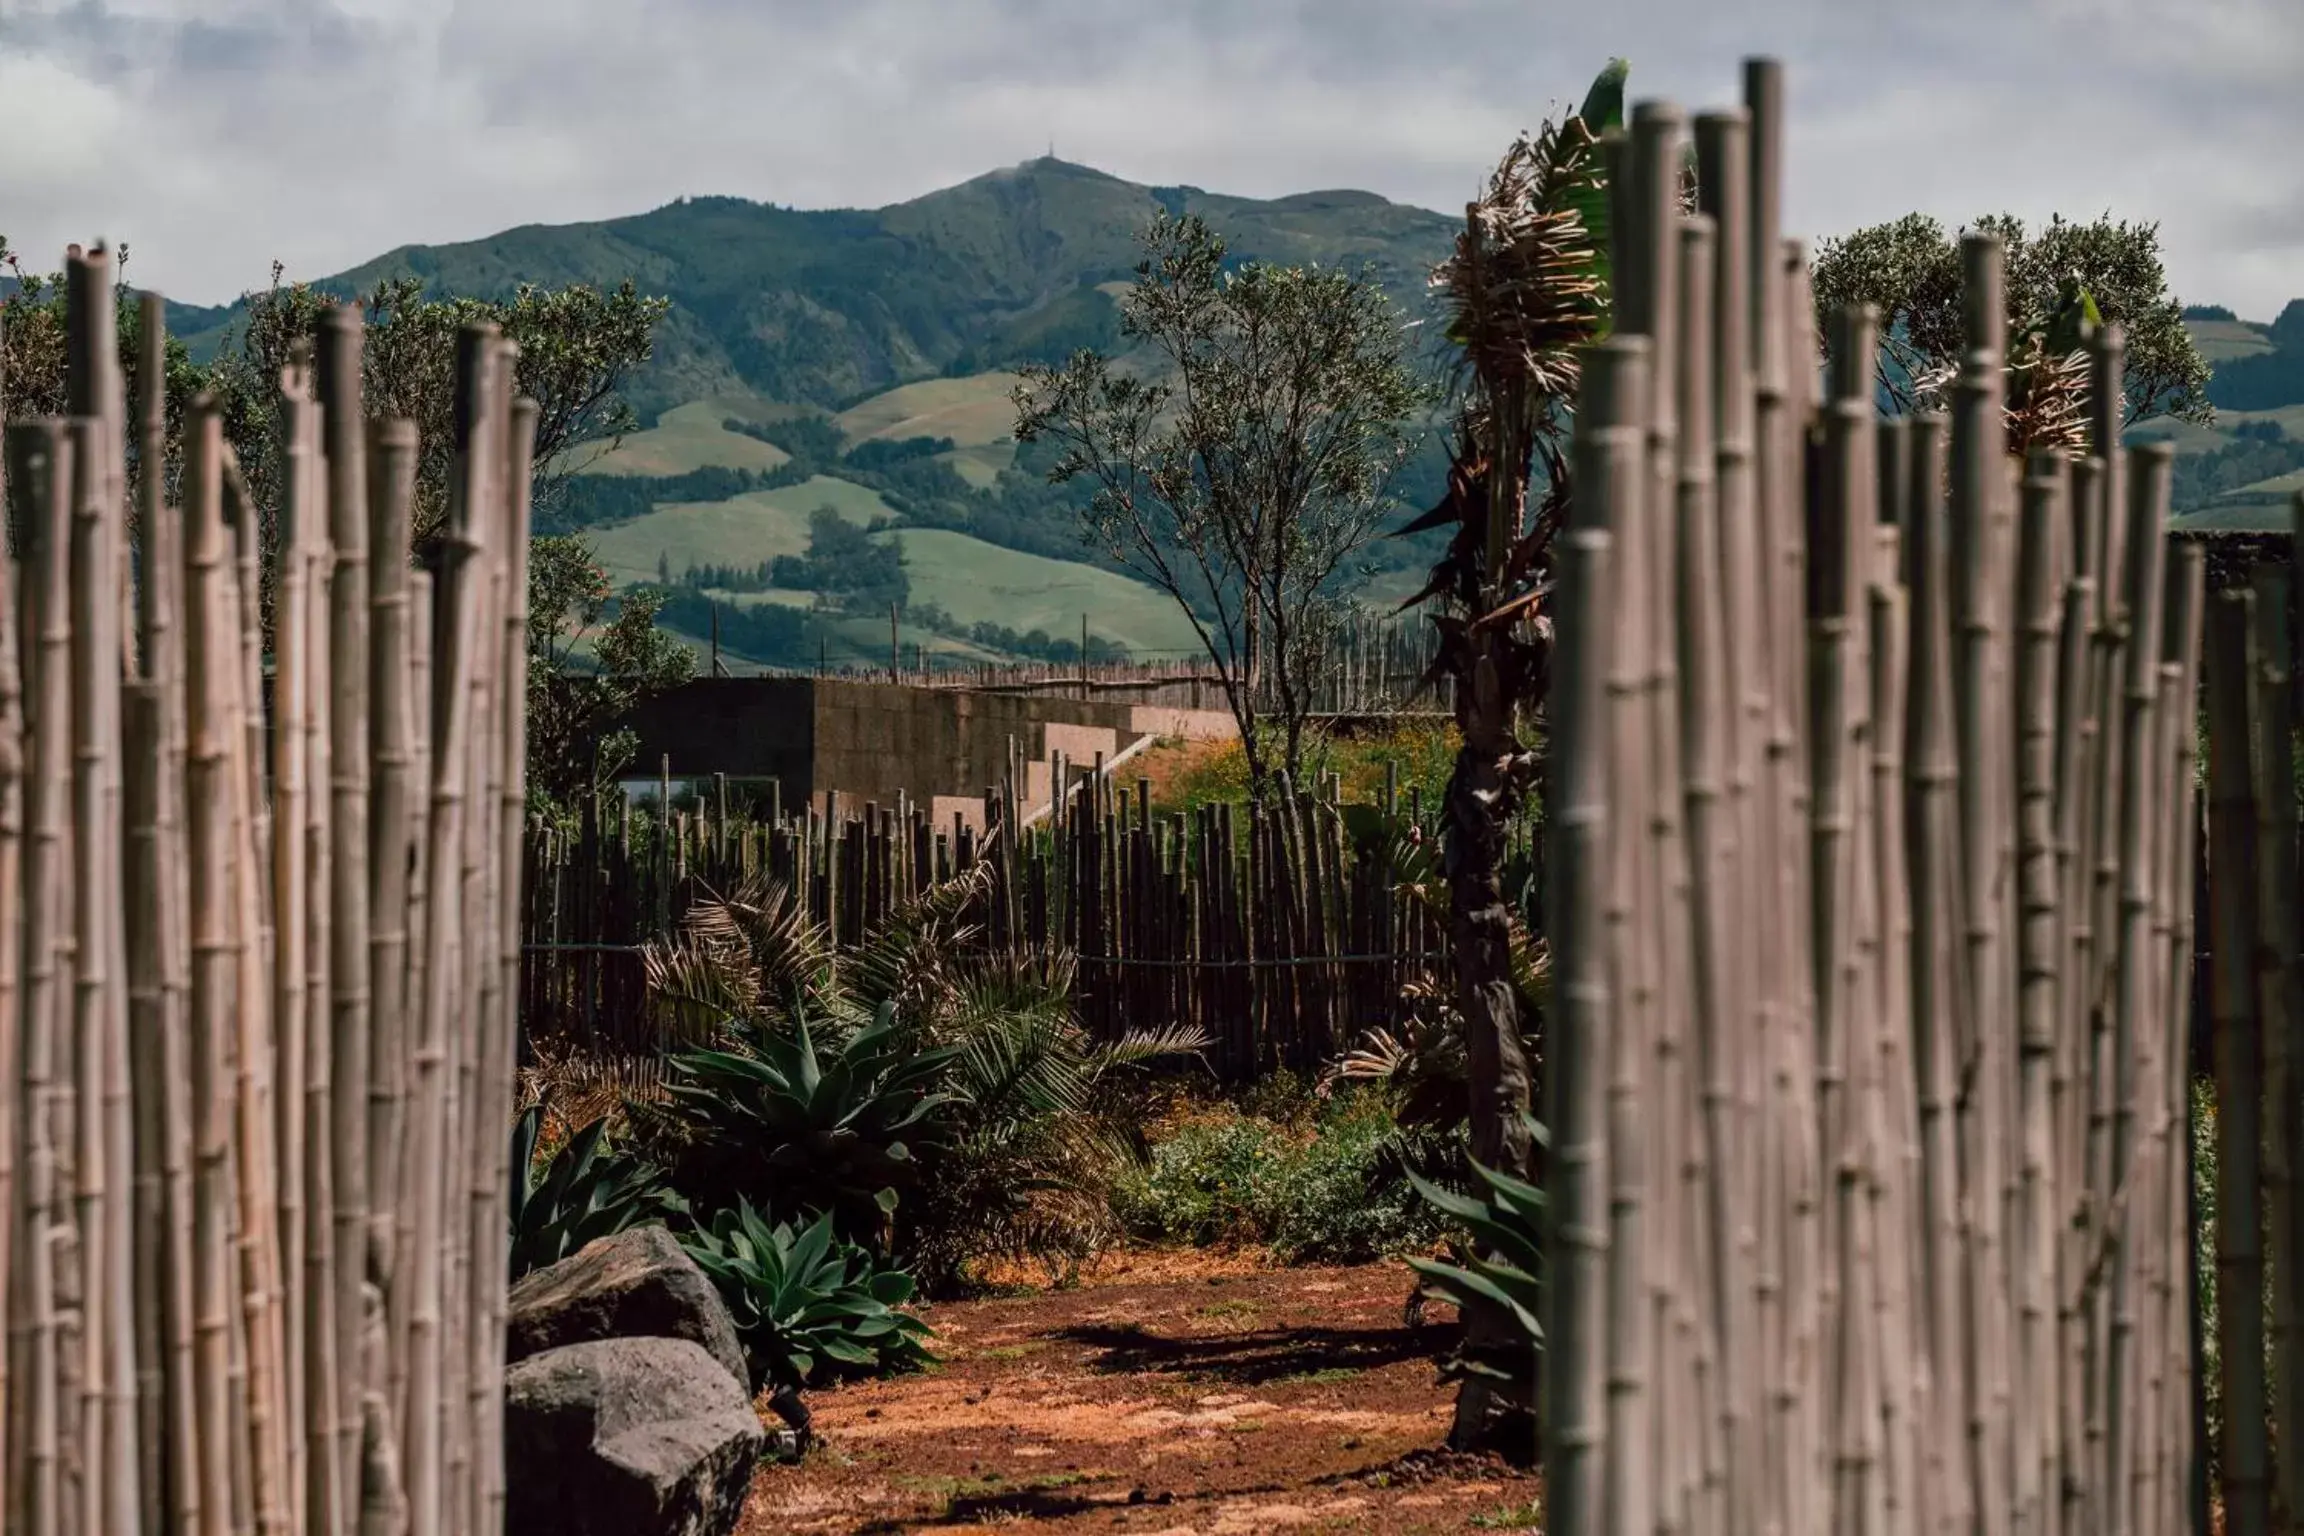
170,158,1459,420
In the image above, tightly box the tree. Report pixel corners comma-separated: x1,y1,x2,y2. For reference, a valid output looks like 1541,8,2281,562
1012,214,1427,793
0,242,211,520
208,267,670,550
1809,210,2212,429
526,535,696,812
1409,58,1624,1451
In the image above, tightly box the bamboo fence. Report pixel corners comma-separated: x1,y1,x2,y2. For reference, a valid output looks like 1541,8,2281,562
1534,59,2299,1536
0,249,532,1535
709,605,1447,714
519,760,1485,1083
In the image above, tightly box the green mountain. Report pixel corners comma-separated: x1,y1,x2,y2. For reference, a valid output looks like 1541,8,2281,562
136,164,2304,656
174,158,1460,418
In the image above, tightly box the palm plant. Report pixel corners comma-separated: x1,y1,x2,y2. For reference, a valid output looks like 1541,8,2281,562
902,947,1208,1285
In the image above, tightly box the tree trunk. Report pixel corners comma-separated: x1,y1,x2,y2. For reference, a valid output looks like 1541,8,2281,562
1445,647,1538,1453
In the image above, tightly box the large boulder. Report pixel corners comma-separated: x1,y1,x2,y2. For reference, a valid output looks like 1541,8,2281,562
507,1225,749,1391
505,1337,765,1536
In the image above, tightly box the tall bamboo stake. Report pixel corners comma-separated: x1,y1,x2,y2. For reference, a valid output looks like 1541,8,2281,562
1540,58,2207,1536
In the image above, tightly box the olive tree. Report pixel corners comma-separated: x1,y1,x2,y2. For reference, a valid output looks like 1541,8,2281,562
1809,210,2212,428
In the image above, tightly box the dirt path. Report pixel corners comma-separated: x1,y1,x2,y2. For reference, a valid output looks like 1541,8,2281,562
741,1252,1541,1535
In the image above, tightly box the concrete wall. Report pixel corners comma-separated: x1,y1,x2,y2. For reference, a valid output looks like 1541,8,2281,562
618,677,1235,818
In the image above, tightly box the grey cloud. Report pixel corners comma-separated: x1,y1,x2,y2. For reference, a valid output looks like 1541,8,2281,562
0,0,2294,319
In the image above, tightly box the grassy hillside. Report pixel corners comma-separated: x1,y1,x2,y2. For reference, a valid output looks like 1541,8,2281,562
585,399,792,477
887,528,1203,657
586,474,894,586
834,373,1021,446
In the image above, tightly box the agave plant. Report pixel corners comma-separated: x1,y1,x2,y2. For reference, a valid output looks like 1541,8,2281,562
507,1104,686,1280
640,859,1205,1283
650,1001,963,1248
1405,1124,1551,1409
681,1200,936,1393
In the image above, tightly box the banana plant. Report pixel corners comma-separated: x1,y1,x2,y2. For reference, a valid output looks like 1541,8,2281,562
1405,57,1621,1193
1404,69,1621,1447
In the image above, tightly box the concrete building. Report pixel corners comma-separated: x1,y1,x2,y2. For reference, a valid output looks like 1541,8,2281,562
616,676,1234,831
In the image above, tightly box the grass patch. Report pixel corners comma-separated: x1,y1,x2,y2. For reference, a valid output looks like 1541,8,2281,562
1195,1298,1262,1321
897,1469,1090,1504
886,527,1204,657
835,372,1022,448
584,474,893,587
1278,1366,1365,1386
974,1341,1049,1360
1472,1497,1546,1530
584,399,794,478
939,441,1014,489
1150,723,1459,817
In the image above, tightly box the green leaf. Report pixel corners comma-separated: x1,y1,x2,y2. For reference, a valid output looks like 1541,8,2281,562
1577,58,1629,134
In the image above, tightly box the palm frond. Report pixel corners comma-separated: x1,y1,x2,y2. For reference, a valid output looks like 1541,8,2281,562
1432,113,1611,424
643,937,760,1048
2004,333,2093,457
849,858,994,1016
689,872,836,1008
1094,1022,1213,1073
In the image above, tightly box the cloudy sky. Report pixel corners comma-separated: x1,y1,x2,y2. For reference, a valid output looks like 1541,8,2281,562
0,0,2297,319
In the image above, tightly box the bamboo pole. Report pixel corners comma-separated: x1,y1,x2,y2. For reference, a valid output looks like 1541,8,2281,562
7,419,75,1536
2208,588,2270,1536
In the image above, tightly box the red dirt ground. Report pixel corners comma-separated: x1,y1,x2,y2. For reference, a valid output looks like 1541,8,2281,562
739,1251,1542,1535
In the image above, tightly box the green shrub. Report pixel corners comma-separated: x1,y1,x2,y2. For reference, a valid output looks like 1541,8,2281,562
681,1199,936,1392
1113,1088,1456,1263
1268,1093,1456,1263
638,868,1203,1288
1114,1113,1295,1248
506,1106,685,1281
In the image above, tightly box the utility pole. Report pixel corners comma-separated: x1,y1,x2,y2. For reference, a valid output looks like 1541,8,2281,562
890,602,901,684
